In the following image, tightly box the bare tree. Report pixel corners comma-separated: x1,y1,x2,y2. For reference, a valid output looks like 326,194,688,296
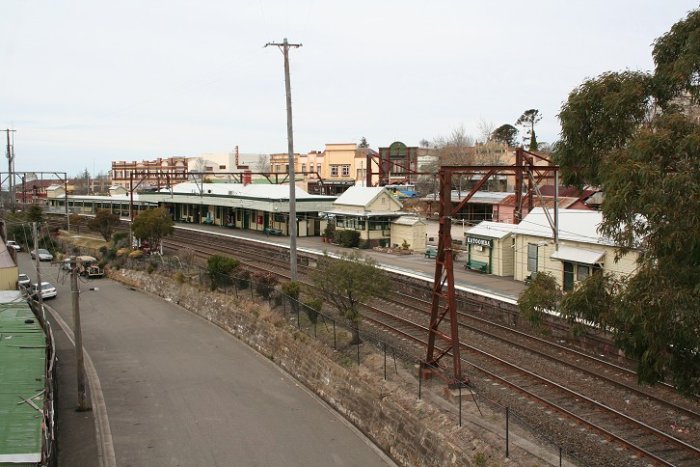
255,154,271,174
431,125,475,192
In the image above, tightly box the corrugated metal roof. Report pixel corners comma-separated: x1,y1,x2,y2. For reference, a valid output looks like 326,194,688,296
550,246,605,264
467,221,514,239
422,191,512,204
512,207,612,245
392,216,425,226
165,182,331,200
0,295,45,463
334,186,387,207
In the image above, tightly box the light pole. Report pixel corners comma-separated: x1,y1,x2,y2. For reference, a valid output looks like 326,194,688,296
70,256,91,411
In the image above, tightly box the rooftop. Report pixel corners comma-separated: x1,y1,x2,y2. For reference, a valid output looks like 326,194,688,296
512,207,613,245
467,221,515,239
0,294,46,464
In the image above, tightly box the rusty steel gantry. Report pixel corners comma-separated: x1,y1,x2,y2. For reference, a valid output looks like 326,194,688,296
425,149,559,385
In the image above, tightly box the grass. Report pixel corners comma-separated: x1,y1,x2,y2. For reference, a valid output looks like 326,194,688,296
58,230,109,250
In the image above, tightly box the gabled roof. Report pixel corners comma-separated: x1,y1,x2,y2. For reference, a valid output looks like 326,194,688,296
467,221,515,239
334,186,402,208
512,207,613,245
392,216,425,226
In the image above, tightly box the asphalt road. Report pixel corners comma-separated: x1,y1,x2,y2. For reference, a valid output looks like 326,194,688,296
18,254,392,467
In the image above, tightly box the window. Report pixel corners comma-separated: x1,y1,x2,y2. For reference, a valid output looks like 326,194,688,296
342,165,350,177
577,264,590,281
219,165,226,170
563,262,575,291
527,244,538,272
316,163,322,174
301,163,306,173
331,165,339,177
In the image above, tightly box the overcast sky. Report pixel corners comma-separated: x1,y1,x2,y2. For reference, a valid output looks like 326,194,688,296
1,0,698,177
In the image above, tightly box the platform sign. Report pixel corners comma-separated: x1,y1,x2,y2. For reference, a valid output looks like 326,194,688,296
465,236,492,248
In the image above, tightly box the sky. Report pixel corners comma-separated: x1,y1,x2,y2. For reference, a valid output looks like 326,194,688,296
1,0,698,177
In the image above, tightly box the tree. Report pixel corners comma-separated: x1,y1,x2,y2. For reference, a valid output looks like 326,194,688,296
88,209,119,241
432,125,474,165
516,109,542,151
131,207,174,253
555,71,653,186
517,272,561,328
310,252,389,344
652,9,700,107
431,125,476,192
26,205,44,223
256,154,271,174
207,255,240,290
491,124,519,147
554,9,700,396
358,137,370,148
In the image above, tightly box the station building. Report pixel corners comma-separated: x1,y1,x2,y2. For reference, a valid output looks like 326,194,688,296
46,182,336,237
511,208,640,291
463,221,515,276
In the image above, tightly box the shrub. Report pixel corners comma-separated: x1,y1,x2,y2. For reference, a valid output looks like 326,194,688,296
303,298,323,324
207,255,240,290
128,250,144,259
517,272,561,328
234,269,251,290
254,272,278,300
333,230,360,248
112,231,129,248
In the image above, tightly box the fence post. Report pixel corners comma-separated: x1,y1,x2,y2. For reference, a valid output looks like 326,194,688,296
506,406,510,458
418,363,422,400
297,305,300,329
459,385,462,427
383,343,387,380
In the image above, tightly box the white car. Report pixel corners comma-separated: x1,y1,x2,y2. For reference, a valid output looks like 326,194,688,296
18,273,31,288
30,249,54,262
31,282,57,299
6,240,21,252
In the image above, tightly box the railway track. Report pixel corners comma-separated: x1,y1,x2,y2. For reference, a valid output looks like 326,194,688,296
163,228,700,466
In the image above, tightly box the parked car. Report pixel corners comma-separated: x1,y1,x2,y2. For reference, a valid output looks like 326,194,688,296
30,249,54,261
6,240,21,252
31,281,57,299
18,274,31,288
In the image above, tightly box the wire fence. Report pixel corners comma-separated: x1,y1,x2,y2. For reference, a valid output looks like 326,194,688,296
56,241,581,466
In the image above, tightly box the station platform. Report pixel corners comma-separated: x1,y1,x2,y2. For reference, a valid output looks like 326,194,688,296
176,223,525,303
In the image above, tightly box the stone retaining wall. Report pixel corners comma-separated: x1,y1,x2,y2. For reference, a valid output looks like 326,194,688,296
110,269,498,466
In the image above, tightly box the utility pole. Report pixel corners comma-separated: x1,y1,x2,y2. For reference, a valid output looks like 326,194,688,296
4,129,16,211
32,222,44,321
265,38,302,281
71,256,90,411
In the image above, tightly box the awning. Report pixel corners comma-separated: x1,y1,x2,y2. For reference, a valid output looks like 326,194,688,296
550,246,605,265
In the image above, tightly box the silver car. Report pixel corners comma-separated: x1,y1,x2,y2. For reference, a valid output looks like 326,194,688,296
31,282,57,299
30,249,54,261
6,240,21,252
18,273,31,288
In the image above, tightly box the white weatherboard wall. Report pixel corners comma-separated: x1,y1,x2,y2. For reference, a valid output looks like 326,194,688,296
390,218,426,250
512,208,640,287
465,221,515,277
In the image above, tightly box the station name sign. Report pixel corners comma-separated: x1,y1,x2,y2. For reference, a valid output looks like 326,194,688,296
465,236,492,248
